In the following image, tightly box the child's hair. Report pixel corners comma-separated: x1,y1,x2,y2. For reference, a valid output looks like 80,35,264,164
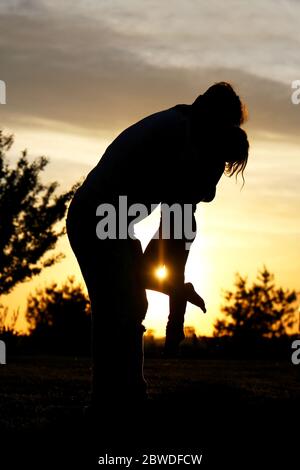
192,81,248,126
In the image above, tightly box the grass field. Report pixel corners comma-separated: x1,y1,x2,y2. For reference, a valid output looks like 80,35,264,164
0,356,299,467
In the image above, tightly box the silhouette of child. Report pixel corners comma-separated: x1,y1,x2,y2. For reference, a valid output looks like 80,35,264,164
66,82,249,411
142,125,248,355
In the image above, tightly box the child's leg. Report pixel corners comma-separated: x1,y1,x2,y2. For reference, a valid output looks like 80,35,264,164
142,234,190,354
165,291,187,355
164,241,189,355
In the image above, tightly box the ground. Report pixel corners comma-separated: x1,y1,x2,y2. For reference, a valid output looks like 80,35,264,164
0,356,299,467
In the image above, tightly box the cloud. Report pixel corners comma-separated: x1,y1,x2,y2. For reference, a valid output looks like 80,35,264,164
0,1,299,141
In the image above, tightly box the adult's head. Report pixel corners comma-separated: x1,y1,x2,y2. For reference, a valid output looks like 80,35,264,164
196,126,249,185
191,81,247,127
190,82,249,182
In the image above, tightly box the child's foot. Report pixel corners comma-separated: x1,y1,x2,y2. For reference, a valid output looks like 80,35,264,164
184,283,206,312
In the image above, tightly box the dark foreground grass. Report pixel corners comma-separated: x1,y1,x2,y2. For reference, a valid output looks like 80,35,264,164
0,356,299,468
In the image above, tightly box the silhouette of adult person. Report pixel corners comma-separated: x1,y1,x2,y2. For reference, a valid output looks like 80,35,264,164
66,82,249,412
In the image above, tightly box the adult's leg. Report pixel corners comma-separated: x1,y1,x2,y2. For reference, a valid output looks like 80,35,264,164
89,239,148,409
66,199,148,411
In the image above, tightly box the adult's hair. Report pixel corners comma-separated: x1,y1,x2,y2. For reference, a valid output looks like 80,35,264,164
220,126,249,184
191,82,249,183
192,81,247,126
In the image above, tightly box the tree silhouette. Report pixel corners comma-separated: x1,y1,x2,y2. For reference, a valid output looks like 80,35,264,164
214,267,297,339
26,277,91,352
0,130,77,295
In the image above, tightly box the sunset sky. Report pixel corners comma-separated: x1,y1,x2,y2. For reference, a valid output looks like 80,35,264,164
1,0,300,336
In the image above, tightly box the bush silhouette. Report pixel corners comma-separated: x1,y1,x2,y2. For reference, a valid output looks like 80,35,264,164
26,277,91,354
0,130,77,296
214,267,297,340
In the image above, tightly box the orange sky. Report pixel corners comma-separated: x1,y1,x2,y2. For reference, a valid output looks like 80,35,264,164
3,133,300,337
1,0,300,337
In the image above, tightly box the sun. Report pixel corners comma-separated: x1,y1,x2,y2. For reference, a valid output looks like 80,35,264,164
155,265,168,280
